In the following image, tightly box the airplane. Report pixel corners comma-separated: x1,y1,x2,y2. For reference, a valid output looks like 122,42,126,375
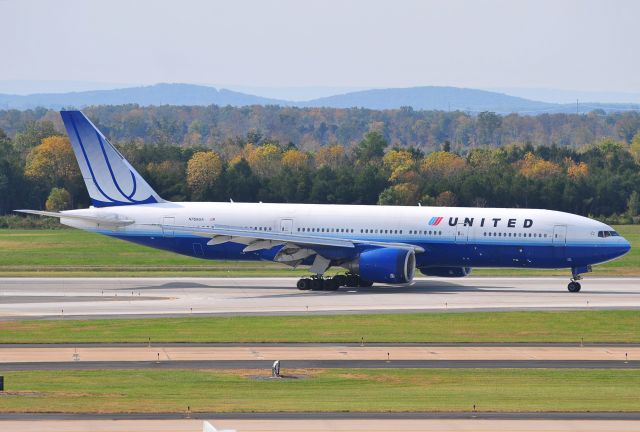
18,110,631,292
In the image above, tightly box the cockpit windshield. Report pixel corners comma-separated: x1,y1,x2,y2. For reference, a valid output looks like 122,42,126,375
598,230,620,238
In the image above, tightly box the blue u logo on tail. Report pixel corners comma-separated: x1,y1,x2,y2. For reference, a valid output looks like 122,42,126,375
60,111,163,207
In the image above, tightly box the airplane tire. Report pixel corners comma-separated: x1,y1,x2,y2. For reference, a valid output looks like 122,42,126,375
297,279,311,290
345,274,360,287
333,275,347,287
323,279,339,291
568,281,581,292
310,279,323,291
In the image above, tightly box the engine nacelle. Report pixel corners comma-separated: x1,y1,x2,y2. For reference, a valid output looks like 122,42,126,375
419,266,472,277
343,248,416,284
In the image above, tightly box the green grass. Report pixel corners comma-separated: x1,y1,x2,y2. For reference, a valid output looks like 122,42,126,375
0,368,638,413
0,225,637,277
1,311,638,343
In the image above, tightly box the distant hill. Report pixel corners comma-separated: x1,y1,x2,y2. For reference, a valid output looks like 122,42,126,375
0,83,286,110
0,83,638,114
300,86,557,113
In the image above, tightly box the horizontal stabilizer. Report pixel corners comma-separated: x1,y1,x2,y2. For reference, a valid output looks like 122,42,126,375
15,210,135,227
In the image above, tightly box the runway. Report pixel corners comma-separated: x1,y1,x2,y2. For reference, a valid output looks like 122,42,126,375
0,277,639,318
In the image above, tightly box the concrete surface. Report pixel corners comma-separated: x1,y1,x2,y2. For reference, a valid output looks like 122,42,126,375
0,277,639,319
3,419,640,432
0,345,637,362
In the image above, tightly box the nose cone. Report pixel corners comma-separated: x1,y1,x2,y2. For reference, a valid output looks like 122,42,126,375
620,237,632,256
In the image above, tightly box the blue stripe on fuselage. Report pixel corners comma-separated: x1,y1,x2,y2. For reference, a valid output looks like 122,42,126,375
100,230,626,269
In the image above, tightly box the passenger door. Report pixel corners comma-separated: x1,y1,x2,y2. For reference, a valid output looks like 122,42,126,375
280,218,293,233
553,225,567,259
553,225,567,246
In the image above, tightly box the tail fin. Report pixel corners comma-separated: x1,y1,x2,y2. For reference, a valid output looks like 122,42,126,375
60,110,164,207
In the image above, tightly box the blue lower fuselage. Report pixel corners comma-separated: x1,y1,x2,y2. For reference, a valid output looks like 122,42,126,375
109,232,629,270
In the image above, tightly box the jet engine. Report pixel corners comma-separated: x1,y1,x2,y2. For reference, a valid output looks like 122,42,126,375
419,266,472,277
343,248,416,284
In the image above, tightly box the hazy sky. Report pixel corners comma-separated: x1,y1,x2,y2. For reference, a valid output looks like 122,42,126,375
1,0,639,94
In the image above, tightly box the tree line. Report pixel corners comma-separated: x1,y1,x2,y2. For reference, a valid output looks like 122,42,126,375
2,105,640,151
0,106,639,226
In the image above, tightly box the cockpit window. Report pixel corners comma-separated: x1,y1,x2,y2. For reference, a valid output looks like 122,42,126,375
598,230,619,238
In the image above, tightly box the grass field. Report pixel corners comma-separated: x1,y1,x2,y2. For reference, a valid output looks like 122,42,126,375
0,310,638,343
0,368,637,413
0,225,637,277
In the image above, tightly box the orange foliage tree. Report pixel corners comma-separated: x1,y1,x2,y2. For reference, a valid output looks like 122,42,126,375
186,151,223,200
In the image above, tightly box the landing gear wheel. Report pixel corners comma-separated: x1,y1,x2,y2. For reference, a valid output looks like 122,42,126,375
333,274,347,287
345,274,360,288
323,279,339,291
310,279,323,291
297,278,311,290
568,281,581,292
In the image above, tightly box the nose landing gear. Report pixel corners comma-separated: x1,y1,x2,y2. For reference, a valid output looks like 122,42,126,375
567,266,590,292
568,280,581,292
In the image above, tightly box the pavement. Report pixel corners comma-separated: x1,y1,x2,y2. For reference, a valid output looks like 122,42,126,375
2,359,639,370
1,277,639,319
0,345,638,362
1,277,638,430
3,418,640,432
0,344,637,370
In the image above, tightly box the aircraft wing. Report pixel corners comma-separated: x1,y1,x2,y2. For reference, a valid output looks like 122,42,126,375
15,210,135,227
156,224,425,254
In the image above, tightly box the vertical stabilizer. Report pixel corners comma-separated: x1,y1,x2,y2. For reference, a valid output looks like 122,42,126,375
60,110,164,207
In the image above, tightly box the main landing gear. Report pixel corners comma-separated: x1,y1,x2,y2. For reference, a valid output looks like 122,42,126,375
297,273,373,291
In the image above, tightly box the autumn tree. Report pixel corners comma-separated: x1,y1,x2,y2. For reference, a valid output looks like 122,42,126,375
246,143,282,177
516,152,562,179
420,151,467,179
281,149,310,172
565,158,589,179
45,187,71,211
25,136,78,186
315,144,346,168
383,149,416,183
24,136,82,207
186,151,223,201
